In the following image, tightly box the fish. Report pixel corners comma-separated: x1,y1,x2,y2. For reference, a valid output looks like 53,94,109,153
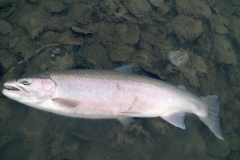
2,65,223,139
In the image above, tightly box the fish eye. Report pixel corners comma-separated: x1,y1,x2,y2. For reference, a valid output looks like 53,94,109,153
22,81,29,85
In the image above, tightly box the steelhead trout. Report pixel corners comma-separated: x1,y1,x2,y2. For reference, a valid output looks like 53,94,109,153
2,66,223,139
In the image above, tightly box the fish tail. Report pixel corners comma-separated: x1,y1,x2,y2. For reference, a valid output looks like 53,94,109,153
199,95,224,140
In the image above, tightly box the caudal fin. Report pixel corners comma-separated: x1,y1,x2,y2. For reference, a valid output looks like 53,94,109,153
199,95,224,140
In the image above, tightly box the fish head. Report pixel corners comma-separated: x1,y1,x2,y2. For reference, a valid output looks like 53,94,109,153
2,77,56,104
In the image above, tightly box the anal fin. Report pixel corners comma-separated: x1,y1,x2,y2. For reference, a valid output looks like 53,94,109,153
161,112,186,129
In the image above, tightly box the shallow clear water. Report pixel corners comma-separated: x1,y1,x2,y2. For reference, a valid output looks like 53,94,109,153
0,0,240,159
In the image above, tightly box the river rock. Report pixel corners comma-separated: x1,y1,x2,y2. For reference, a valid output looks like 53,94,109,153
74,43,112,69
71,26,95,35
215,24,229,34
48,16,73,31
211,14,229,33
20,11,48,38
122,0,151,18
175,0,212,20
229,0,240,6
195,35,212,56
168,51,189,67
0,49,16,69
227,132,240,151
181,68,199,87
229,17,240,49
44,0,66,13
98,23,140,47
169,15,203,43
109,44,135,62
211,34,237,65
68,2,92,24
0,19,12,35
138,41,152,53
228,152,240,160
207,138,230,157
38,31,62,45
148,0,164,7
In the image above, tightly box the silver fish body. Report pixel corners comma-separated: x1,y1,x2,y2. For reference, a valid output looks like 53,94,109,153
2,66,223,139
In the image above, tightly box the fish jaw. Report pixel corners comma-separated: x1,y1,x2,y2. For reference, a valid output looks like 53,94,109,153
2,81,30,101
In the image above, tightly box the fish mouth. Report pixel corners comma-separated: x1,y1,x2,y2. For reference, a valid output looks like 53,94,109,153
3,83,30,95
4,85,21,91
4,84,21,92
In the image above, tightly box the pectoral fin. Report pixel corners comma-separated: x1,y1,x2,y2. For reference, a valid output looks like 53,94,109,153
53,98,80,108
161,112,186,129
